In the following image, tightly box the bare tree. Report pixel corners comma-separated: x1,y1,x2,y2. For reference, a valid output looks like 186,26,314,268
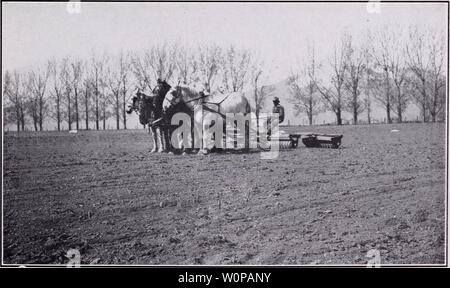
106,56,122,130
59,57,74,130
221,46,252,93
383,30,409,123
24,74,40,131
81,76,92,130
131,51,154,92
147,43,177,82
70,59,83,130
3,70,27,132
48,60,64,131
99,77,110,130
28,64,50,130
426,29,446,122
196,44,222,92
119,52,131,129
372,28,394,124
406,27,429,122
361,30,374,124
364,53,373,124
89,53,106,130
289,44,322,125
343,35,366,125
174,46,198,85
3,71,16,130
250,59,274,116
406,27,446,123
316,35,348,125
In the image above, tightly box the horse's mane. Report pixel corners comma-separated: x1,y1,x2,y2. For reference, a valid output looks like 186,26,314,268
175,85,200,99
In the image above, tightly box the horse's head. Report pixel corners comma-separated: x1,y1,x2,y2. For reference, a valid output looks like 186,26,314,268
126,90,141,114
153,79,172,100
130,90,155,125
162,86,182,112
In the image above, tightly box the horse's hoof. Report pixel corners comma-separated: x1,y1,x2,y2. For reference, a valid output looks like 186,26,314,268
150,149,157,153
168,151,174,155
197,149,208,155
181,152,187,156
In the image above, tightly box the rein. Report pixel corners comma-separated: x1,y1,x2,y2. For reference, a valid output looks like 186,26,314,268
177,91,233,120
183,93,210,104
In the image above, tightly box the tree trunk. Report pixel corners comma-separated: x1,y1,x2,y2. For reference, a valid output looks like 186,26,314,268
95,93,99,130
116,93,120,130
122,90,127,130
396,86,403,123
422,101,427,122
39,98,43,131
337,91,342,125
16,107,20,132
75,89,79,130
430,106,436,122
57,97,61,131
336,108,342,125
103,102,106,130
386,102,391,124
20,107,25,131
308,96,313,125
67,91,72,131
397,101,402,123
85,92,89,130
385,70,392,124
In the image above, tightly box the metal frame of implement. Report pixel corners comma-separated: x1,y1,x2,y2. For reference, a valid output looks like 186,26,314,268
267,133,343,149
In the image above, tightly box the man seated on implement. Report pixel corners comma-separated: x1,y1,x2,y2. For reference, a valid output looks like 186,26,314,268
267,96,285,137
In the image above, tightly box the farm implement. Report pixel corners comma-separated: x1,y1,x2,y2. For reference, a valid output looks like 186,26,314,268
261,131,343,150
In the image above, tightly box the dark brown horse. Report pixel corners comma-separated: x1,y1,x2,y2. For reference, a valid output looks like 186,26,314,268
127,80,172,153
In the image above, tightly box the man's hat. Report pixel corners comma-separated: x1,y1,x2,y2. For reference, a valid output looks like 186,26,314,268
273,97,280,103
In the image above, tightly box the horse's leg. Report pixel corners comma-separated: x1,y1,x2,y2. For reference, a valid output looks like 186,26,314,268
181,123,193,155
197,120,210,155
199,116,218,155
162,126,169,153
150,126,158,153
166,126,175,154
156,126,164,153
245,120,250,151
178,130,187,155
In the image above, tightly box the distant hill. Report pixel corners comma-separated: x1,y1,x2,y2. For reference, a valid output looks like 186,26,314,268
243,77,335,125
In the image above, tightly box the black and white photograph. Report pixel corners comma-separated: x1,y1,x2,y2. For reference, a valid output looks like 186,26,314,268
1,0,448,271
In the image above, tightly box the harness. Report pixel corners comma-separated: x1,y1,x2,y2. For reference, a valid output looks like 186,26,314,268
201,93,233,119
170,90,232,120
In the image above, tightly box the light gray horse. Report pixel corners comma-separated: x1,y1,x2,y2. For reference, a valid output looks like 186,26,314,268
162,85,252,154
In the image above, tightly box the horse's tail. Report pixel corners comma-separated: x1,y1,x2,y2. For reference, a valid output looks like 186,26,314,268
244,97,251,115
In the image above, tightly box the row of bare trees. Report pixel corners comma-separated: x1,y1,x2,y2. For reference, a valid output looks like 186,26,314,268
4,44,273,132
289,26,446,125
4,26,445,131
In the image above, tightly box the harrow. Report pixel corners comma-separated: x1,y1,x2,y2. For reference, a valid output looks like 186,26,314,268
258,131,343,150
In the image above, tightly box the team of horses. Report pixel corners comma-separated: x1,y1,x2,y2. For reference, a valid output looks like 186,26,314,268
126,80,252,155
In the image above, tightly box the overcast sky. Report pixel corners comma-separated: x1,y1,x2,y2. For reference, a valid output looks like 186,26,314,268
2,2,447,82
2,2,447,127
